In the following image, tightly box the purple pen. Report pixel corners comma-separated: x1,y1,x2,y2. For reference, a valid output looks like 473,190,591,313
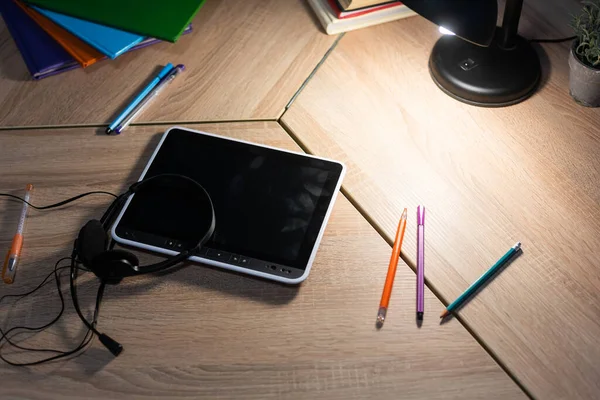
416,206,425,320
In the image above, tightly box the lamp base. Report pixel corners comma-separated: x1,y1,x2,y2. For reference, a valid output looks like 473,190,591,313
429,29,541,107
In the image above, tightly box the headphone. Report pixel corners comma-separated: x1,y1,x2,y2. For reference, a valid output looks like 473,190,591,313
71,173,215,356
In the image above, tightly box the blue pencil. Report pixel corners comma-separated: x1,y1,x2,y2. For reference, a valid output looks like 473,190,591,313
106,63,174,134
441,242,521,318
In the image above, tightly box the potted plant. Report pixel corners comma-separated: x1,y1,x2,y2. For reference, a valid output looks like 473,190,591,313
570,1,600,106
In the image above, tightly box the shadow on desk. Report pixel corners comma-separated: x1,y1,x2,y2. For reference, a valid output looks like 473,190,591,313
0,58,30,82
169,261,299,305
0,132,297,375
0,223,297,374
105,246,300,306
533,44,552,91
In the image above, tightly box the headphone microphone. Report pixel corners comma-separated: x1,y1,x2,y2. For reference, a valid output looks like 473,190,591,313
98,334,123,357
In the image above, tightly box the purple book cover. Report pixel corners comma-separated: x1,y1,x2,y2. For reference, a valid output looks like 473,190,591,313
0,0,77,79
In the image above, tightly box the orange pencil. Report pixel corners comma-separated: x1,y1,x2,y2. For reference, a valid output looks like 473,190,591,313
2,184,33,284
376,208,407,327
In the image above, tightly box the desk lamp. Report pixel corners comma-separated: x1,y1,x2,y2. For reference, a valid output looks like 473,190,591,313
402,0,541,107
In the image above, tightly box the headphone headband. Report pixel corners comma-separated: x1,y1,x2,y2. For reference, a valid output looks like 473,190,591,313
78,173,215,281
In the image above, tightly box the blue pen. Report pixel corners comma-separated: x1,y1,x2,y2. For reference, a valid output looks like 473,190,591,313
105,63,174,134
114,64,185,134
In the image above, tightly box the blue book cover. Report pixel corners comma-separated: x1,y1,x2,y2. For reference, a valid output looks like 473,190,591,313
0,0,78,79
32,6,145,59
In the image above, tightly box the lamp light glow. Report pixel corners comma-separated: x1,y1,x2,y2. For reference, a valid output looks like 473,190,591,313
439,26,455,36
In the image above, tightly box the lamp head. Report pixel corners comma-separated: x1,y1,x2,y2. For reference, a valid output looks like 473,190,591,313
401,0,498,46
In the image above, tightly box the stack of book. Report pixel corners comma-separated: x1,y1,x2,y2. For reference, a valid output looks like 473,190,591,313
308,0,416,35
0,0,205,80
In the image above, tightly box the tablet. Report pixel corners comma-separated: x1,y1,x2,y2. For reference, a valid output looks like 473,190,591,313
111,127,345,284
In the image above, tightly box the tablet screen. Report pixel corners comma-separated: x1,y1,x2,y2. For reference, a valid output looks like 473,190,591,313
114,128,344,270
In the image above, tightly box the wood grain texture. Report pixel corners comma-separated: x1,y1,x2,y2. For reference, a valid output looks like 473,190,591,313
0,0,336,127
0,123,524,399
282,3,600,400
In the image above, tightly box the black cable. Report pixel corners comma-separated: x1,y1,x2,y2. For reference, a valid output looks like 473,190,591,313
0,267,70,355
0,259,82,364
0,259,71,347
100,194,127,227
70,257,98,335
0,191,117,210
0,178,204,363
0,258,100,366
0,188,123,365
530,35,576,43
70,257,121,356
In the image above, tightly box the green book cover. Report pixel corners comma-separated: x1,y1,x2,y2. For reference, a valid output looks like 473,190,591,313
23,0,206,42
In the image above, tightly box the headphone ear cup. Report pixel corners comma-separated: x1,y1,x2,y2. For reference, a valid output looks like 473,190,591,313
90,250,140,281
77,220,108,266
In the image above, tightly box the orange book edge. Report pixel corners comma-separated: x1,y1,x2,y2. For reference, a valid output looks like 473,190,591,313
14,0,104,68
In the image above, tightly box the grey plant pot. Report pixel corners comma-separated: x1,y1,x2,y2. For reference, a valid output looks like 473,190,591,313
569,43,600,107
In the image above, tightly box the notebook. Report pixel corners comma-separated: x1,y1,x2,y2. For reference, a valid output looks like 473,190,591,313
307,0,415,34
32,6,145,59
0,0,78,79
0,2,194,79
329,0,401,19
23,0,206,42
15,1,104,67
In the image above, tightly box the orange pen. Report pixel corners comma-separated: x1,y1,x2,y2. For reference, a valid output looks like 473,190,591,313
2,184,33,284
376,208,407,327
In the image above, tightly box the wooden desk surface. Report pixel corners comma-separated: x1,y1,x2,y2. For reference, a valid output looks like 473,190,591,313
0,0,336,127
0,123,524,399
282,5,600,400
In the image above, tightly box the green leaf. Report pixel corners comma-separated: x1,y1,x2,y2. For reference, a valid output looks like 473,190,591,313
573,0,600,54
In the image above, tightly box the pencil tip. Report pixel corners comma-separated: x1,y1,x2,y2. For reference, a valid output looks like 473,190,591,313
440,310,450,319
376,307,386,329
